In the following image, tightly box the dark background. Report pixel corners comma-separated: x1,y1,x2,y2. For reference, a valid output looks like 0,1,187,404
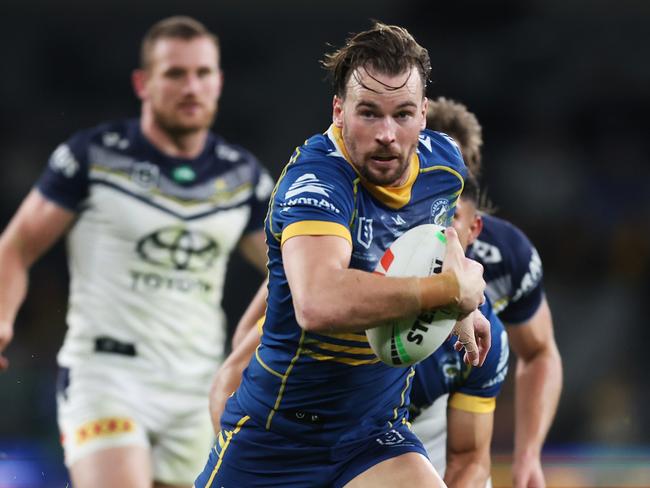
1,0,649,486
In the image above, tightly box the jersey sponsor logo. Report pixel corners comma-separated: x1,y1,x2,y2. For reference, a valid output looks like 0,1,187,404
430,198,450,226
284,173,333,199
471,239,503,264
102,131,130,150
136,227,218,272
131,162,160,189
172,165,196,183
130,270,213,294
49,144,80,178
280,196,341,214
511,248,542,302
73,417,135,446
256,171,275,200
216,144,241,162
357,217,374,249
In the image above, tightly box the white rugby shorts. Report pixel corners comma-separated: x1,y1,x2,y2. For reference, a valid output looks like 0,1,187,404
56,360,214,485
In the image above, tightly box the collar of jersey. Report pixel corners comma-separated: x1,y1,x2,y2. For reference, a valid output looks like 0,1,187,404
327,125,418,209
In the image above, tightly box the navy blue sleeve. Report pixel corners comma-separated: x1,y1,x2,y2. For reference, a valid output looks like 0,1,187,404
500,239,545,325
243,159,274,235
35,131,90,211
457,302,509,398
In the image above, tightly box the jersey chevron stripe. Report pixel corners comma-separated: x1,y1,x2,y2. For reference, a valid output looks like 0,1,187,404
203,415,250,488
88,180,251,221
281,220,352,245
265,329,307,430
449,392,496,413
90,166,254,207
302,350,380,366
303,339,374,355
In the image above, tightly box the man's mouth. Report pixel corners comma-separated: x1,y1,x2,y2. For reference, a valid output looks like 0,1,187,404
371,154,398,163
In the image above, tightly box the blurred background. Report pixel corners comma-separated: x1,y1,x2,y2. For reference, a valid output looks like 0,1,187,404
1,0,649,486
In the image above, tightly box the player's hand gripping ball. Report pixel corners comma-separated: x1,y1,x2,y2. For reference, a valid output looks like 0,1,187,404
366,224,457,367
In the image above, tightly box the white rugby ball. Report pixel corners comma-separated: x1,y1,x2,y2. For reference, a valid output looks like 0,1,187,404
366,224,458,367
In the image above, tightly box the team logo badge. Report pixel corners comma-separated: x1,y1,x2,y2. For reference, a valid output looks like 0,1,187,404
430,198,450,226
136,227,218,271
357,217,374,249
376,429,406,446
131,162,159,189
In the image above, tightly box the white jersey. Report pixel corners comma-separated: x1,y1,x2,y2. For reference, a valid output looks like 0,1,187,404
38,119,273,392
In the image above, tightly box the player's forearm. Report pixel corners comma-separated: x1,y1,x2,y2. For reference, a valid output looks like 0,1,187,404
514,343,562,461
445,454,490,488
292,268,459,333
231,279,267,349
210,326,260,434
0,238,30,326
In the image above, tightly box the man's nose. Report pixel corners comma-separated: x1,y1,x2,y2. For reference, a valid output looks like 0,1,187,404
182,73,202,94
375,117,397,146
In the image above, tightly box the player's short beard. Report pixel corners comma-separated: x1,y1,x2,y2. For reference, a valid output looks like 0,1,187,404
152,103,216,138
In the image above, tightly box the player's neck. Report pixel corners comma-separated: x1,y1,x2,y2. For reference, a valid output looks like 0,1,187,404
140,113,209,159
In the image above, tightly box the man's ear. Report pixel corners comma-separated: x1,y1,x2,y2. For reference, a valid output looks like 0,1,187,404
420,97,428,130
332,95,344,128
132,69,147,100
468,214,483,246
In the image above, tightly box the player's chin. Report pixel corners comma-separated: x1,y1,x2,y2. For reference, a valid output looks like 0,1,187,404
364,161,406,186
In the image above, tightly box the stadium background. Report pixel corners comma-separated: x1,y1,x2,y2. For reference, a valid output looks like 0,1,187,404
1,0,648,486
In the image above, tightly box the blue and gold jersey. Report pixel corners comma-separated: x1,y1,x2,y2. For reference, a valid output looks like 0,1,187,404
410,299,509,415
235,126,466,446
469,214,545,324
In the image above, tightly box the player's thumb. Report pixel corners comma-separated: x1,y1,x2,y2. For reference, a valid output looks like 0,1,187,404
443,227,463,263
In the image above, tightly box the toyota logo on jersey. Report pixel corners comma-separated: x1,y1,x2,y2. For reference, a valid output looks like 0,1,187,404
136,227,218,271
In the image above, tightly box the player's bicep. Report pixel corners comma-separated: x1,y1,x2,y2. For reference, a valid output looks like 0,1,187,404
282,233,352,297
1,189,75,267
506,296,555,361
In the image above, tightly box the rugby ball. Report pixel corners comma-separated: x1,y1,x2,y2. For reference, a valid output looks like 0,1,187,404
366,224,458,367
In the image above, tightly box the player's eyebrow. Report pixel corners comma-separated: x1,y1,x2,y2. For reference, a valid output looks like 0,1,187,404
356,100,418,110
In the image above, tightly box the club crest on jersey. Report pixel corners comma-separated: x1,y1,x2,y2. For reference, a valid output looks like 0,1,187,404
131,162,160,189
357,217,374,249
430,198,450,226
440,352,462,383
375,429,406,446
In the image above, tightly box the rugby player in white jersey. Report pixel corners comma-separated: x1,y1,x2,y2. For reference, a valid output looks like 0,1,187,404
412,97,562,488
0,16,272,488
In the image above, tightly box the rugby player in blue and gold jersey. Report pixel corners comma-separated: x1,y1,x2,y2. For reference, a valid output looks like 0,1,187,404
195,23,489,488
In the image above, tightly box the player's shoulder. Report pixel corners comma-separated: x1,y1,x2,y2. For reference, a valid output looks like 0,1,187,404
210,132,264,170
62,119,134,153
284,129,357,182
417,129,466,174
473,214,537,264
